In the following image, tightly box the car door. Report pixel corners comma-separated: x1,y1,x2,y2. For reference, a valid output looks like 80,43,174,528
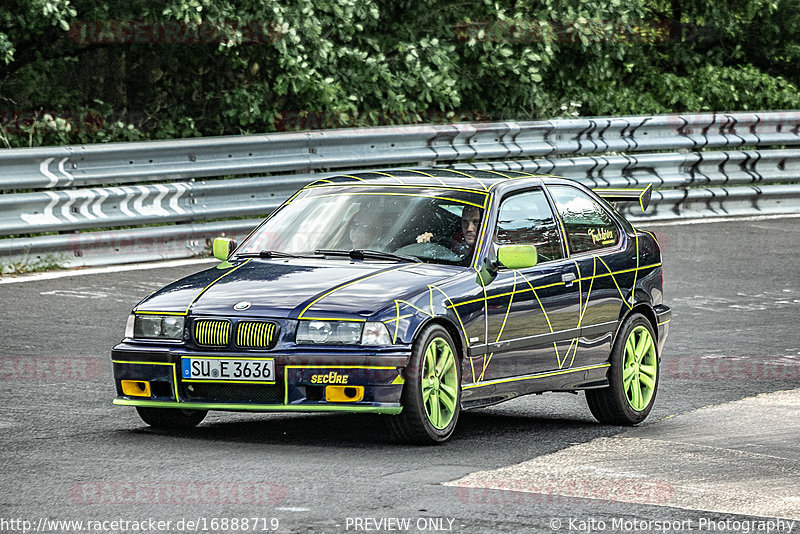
468,187,583,383
547,184,629,367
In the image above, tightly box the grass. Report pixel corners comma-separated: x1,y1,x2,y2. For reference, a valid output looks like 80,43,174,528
0,252,67,275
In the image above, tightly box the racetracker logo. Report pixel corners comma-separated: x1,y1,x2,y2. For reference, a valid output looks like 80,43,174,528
454,479,674,505
454,19,673,44
271,110,490,132
0,110,104,134
664,356,800,380
70,482,287,505
67,20,283,45
0,356,103,381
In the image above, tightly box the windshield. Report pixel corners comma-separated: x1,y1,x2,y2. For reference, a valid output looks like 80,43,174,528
237,185,488,265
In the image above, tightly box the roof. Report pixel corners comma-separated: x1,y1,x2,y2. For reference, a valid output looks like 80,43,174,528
306,168,562,193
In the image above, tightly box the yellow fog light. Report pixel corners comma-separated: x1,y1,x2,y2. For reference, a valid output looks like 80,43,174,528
325,385,364,402
121,380,151,397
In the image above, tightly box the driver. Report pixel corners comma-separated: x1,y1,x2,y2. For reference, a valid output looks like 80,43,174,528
348,209,373,250
452,205,482,256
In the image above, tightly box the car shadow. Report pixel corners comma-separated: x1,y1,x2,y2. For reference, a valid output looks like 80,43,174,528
127,408,622,449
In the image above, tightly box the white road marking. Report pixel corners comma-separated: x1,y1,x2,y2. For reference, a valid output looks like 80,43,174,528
0,258,217,284
673,290,800,312
446,388,800,520
40,289,110,298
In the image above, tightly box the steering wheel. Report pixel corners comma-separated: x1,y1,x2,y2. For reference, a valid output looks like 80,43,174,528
394,242,462,262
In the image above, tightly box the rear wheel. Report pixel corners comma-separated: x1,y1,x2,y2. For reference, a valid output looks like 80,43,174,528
135,407,208,429
586,313,659,425
392,325,461,444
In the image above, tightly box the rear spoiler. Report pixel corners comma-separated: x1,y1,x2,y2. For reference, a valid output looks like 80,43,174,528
594,184,652,212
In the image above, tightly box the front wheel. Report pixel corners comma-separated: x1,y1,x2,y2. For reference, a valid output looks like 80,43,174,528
135,407,208,429
392,325,461,444
586,313,659,425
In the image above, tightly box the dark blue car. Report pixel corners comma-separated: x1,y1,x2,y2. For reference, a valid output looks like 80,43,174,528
112,168,670,444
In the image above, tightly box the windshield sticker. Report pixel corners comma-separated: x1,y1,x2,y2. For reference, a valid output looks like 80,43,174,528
304,182,490,196
309,191,488,209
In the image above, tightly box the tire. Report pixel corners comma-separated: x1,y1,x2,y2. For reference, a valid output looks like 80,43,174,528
135,407,208,429
586,313,659,425
391,325,461,444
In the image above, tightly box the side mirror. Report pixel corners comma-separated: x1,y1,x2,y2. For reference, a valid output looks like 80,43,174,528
497,244,538,270
476,257,498,286
212,237,237,261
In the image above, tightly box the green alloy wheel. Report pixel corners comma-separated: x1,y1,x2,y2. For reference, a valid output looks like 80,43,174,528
392,325,461,444
421,337,459,429
586,313,659,425
623,326,657,411
136,407,208,429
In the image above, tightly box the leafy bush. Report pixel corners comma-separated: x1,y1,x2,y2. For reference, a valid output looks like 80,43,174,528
1,0,798,148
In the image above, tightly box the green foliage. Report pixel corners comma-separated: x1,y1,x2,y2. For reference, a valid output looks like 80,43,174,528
1,0,798,148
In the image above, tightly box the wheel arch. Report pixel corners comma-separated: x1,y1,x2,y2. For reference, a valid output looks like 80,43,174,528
414,316,466,363
616,302,659,346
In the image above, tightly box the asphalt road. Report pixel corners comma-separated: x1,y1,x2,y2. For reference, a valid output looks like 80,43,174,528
1,217,799,534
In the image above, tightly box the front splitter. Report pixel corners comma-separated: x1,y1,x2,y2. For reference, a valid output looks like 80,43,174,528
113,398,403,414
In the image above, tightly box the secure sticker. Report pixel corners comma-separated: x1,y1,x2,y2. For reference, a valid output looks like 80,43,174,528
310,372,349,384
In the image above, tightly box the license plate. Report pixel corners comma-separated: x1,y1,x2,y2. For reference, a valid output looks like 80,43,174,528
182,358,275,382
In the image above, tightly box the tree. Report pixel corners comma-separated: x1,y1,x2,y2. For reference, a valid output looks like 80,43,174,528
1,0,798,148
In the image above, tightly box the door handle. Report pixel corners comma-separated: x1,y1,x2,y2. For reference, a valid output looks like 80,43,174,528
562,272,576,287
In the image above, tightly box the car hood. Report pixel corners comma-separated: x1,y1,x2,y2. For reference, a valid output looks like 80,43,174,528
135,258,461,320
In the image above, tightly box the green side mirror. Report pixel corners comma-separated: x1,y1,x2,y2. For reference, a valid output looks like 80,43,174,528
497,244,538,270
212,237,237,261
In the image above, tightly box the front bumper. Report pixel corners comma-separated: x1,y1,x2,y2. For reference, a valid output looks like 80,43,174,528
111,342,410,414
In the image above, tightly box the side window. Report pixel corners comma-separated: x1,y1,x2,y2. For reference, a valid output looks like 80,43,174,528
494,189,564,263
548,186,620,254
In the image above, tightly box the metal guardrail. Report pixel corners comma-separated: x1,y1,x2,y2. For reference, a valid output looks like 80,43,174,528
458,147,800,220
1,111,799,272
3,112,799,191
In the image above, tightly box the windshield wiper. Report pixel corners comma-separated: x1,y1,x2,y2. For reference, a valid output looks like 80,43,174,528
235,250,308,259
314,249,418,262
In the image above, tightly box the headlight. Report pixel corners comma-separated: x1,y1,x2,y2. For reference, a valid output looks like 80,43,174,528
296,320,392,345
362,322,392,345
305,321,333,343
131,314,185,340
297,320,361,344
